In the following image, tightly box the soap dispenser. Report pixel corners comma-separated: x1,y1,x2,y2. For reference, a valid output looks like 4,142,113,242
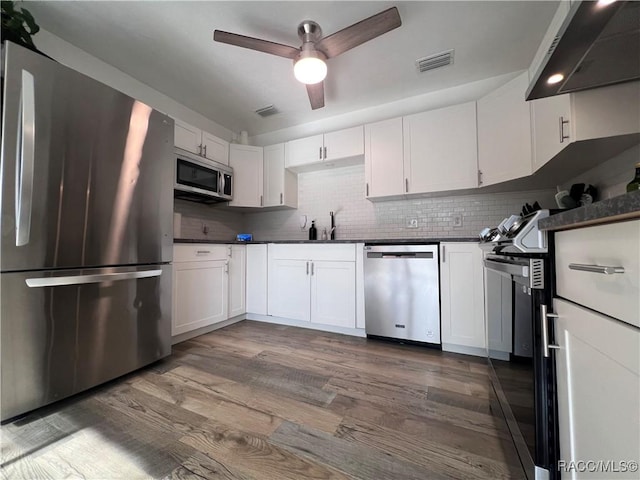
308,220,317,240
321,228,328,241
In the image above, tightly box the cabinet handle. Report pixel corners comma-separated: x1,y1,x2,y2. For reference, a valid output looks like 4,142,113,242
196,250,210,255
228,245,232,258
306,261,309,275
225,261,229,273
280,192,283,204
541,304,560,358
559,116,570,143
319,147,322,160
198,144,203,156
323,146,327,159
478,170,483,186
405,178,409,193
366,183,369,197
441,245,445,263
568,263,625,275
203,144,207,157
260,195,263,207
311,262,315,276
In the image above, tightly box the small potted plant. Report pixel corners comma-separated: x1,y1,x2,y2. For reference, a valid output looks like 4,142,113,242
1,1,40,52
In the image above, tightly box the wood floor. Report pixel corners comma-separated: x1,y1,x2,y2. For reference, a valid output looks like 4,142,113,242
1,321,525,479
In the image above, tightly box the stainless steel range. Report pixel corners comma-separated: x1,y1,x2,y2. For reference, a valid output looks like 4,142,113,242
480,209,559,480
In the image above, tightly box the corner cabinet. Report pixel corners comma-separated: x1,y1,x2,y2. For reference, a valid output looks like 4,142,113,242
228,144,264,207
267,244,357,328
263,143,298,208
174,118,229,165
439,242,486,354
172,245,229,335
403,102,478,193
477,72,532,186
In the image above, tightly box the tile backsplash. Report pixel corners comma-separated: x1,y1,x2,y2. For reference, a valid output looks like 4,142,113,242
243,165,556,240
174,199,244,241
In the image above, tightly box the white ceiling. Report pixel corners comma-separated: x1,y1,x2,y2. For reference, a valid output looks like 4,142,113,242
26,1,559,136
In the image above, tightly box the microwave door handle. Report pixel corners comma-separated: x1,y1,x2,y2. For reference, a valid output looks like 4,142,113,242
218,171,223,194
16,70,36,247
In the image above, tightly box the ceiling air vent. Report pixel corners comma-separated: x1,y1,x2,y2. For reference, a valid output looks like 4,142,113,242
416,49,454,73
255,105,279,118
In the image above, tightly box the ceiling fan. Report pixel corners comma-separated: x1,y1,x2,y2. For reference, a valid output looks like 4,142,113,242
213,7,402,110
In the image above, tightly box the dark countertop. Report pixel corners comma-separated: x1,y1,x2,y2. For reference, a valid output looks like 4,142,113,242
174,237,479,245
539,190,640,231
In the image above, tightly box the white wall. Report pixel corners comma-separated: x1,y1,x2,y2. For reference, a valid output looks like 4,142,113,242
34,29,234,141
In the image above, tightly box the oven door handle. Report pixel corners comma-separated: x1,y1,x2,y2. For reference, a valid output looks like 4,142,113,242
483,259,529,278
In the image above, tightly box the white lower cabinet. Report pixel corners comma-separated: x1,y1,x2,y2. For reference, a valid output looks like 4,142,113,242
553,298,640,479
172,254,229,336
246,244,268,315
439,242,486,352
267,245,357,328
228,245,246,318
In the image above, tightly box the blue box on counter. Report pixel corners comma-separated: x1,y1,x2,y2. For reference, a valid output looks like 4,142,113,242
236,233,253,242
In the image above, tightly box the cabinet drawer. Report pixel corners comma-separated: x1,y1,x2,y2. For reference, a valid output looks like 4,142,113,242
269,243,356,262
174,244,228,262
555,220,639,327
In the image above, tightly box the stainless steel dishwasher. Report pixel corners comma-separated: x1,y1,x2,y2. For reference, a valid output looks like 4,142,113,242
364,244,440,345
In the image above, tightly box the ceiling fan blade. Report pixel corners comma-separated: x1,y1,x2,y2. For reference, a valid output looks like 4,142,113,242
214,30,300,59
306,82,325,110
316,7,402,59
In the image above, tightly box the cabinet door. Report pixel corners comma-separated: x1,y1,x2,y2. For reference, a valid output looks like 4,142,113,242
364,117,404,198
202,131,230,165
228,245,246,318
172,260,228,335
263,143,285,207
553,298,640,479
246,244,268,315
478,72,532,186
531,94,571,172
174,118,202,155
285,134,323,168
440,243,486,349
228,145,264,207
324,125,364,161
268,259,310,321
403,102,478,193
310,261,356,328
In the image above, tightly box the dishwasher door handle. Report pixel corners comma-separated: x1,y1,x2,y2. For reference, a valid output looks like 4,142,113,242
368,252,434,259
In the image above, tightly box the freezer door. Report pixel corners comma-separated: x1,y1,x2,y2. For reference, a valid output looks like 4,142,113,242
0,265,172,421
1,42,174,272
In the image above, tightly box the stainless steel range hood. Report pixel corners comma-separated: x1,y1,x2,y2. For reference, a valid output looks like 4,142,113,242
527,0,640,101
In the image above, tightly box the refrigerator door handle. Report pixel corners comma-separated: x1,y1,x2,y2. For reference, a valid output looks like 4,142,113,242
25,269,162,288
16,70,36,247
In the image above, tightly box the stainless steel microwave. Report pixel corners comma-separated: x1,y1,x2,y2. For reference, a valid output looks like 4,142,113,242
174,148,232,203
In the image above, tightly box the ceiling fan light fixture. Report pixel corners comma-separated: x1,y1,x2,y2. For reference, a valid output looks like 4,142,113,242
294,49,327,85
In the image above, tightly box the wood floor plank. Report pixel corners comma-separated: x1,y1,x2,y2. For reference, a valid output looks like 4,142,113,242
180,420,352,480
163,451,255,480
271,420,442,480
335,416,524,480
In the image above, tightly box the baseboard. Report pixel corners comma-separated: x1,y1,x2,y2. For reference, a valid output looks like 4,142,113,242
171,315,245,345
245,313,366,338
442,343,488,358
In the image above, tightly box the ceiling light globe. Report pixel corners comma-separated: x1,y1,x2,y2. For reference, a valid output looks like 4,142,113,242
294,57,327,85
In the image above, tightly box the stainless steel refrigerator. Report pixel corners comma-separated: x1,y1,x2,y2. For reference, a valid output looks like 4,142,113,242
1,42,174,421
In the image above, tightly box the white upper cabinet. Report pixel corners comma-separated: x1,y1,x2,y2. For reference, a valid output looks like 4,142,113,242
403,102,479,193
202,131,230,166
228,144,263,207
264,143,298,208
285,126,364,170
531,81,640,172
364,117,404,199
324,126,364,161
477,72,532,186
173,118,230,165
